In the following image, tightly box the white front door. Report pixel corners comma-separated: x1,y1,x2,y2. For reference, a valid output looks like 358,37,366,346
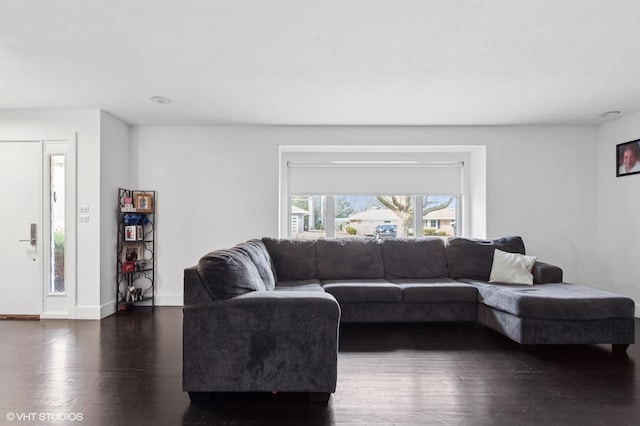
0,141,43,316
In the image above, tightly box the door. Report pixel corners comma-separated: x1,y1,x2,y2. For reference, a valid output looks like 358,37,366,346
0,141,42,316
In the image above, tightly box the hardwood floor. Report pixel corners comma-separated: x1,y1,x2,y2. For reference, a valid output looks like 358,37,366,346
0,307,638,425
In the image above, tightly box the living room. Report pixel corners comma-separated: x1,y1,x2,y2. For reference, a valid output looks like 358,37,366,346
1,2,639,424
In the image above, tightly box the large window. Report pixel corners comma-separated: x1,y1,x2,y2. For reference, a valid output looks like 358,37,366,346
280,145,483,238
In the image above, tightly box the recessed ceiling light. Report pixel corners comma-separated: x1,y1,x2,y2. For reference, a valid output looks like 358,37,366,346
150,96,172,104
599,110,621,117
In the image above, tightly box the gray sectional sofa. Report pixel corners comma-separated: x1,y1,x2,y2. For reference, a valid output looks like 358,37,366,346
183,236,635,402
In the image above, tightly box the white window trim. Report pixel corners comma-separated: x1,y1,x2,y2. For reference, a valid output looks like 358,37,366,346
279,145,486,238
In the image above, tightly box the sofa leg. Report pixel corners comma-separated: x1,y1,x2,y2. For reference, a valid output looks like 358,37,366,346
188,391,211,402
612,344,629,353
307,392,331,403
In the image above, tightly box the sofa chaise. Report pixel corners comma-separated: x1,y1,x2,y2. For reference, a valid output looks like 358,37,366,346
182,236,635,402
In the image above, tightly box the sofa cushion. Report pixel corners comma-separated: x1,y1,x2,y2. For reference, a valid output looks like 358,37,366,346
275,279,325,292
488,249,537,285
197,248,266,300
381,238,449,279
262,238,318,281
316,239,384,280
235,240,276,291
464,280,635,320
322,280,401,303
446,236,526,281
391,278,478,303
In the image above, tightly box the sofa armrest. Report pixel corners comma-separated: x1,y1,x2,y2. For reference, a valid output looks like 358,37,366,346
532,261,563,284
183,291,340,394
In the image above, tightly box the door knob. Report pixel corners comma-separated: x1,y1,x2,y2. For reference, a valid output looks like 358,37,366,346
19,223,37,246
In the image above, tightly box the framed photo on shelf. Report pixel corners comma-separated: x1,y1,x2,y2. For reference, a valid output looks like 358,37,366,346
122,243,144,262
616,139,640,177
134,192,153,212
136,225,144,241
124,225,137,241
122,261,135,273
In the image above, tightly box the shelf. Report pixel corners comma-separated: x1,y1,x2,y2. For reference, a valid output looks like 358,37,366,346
116,188,156,314
119,268,154,274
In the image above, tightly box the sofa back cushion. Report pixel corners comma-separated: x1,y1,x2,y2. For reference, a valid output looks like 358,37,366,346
235,240,276,291
381,238,449,279
197,248,266,300
316,239,384,280
262,238,318,281
445,236,526,281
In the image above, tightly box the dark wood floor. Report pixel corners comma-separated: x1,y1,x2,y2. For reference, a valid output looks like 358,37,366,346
0,308,638,425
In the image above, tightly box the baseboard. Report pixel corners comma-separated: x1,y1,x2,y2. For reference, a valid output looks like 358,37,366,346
75,305,105,320
70,297,182,320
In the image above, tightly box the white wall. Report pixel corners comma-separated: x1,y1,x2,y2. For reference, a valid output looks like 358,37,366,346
597,112,640,316
99,111,131,316
0,109,104,318
132,125,598,305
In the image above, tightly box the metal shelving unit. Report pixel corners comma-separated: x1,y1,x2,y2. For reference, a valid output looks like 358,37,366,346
116,188,156,313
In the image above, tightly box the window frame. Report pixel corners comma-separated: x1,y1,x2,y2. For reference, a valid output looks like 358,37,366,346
279,145,484,238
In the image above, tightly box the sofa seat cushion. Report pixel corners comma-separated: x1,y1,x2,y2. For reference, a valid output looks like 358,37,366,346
275,279,325,292
391,278,478,303
262,238,318,281
322,280,401,303
446,236,526,281
197,249,266,300
316,239,384,280
463,280,635,320
381,238,449,279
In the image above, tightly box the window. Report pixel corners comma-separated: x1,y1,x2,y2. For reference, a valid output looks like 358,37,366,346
289,194,459,240
280,145,483,238
50,154,65,293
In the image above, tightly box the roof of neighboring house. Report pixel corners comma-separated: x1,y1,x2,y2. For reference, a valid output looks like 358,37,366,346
423,208,456,220
291,206,309,215
348,207,456,221
348,209,397,221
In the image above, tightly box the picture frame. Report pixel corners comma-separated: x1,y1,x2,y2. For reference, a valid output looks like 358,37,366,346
124,225,137,241
134,192,153,212
122,243,144,263
122,261,135,273
136,225,144,241
616,139,640,177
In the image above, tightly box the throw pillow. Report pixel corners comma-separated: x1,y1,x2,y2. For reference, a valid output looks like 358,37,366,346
488,249,537,285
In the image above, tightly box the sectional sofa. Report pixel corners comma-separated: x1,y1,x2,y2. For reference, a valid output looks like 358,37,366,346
182,236,635,402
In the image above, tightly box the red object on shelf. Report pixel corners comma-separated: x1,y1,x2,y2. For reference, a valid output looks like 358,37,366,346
122,261,135,273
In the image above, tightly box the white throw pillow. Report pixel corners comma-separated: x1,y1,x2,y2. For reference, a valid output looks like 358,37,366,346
488,249,537,285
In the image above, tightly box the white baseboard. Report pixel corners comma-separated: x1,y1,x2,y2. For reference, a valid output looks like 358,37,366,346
74,305,104,320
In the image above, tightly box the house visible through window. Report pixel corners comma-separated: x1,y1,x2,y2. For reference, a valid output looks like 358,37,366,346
289,194,458,240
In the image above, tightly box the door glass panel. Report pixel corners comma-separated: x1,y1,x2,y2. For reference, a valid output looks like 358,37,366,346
50,155,65,293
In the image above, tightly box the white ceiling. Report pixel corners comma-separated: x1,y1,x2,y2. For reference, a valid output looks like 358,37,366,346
1,0,640,126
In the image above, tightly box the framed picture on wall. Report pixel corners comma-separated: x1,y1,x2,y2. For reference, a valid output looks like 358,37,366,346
616,139,640,177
